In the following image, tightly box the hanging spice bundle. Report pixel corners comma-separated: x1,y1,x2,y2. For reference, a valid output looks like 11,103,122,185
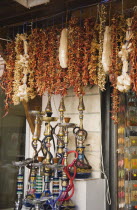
130,15,137,93
55,27,69,96
98,4,107,91
28,29,42,95
109,16,126,123
13,33,35,105
82,18,95,86
68,17,85,95
88,23,99,85
0,41,15,112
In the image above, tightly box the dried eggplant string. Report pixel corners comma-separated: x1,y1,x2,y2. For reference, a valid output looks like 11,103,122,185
98,4,107,91
55,28,69,96
1,9,137,123
109,16,126,123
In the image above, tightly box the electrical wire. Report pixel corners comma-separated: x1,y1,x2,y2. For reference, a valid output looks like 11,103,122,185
100,91,111,206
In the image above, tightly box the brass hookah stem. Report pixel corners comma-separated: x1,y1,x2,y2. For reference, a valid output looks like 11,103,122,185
78,95,85,129
32,114,39,156
43,94,52,194
77,95,85,162
57,96,66,156
59,96,66,123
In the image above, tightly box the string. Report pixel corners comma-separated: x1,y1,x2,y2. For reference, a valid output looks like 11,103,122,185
122,0,124,16
109,1,112,26
100,91,111,206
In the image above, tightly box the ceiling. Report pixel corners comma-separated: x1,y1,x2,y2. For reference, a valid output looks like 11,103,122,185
0,0,100,27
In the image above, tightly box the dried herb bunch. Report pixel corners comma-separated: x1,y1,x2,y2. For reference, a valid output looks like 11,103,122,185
0,41,15,112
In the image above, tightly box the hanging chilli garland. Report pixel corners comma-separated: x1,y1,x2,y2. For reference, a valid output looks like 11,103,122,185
1,41,15,113
109,16,127,123
88,23,99,85
67,18,84,95
98,4,107,91
82,18,95,86
1,8,137,122
130,15,137,93
28,29,43,95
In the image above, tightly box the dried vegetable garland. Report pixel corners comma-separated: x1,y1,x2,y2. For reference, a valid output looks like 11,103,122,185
130,15,137,93
98,4,107,91
13,33,35,105
54,28,69,96
28,29,42,95
1,9,137,123
0,41,15,112
68,18,85,95
88,23,99,85
109,16,126,123
82,18,95,86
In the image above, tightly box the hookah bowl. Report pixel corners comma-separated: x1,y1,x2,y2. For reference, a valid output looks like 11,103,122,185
73,95,92,179
13,161,26,210
57,122,76,210
73,128,92,179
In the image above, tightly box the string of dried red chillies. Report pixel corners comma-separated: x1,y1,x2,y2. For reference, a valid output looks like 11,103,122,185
130,15,137,93
98,4,107,91
0,41,15,114
88,23,99,85
109,16,126,123
68,18,85,95
82,18,95,86
35,29,50,95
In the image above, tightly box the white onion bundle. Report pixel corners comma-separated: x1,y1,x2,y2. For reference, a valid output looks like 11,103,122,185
102,26,112,73
59,28,68,68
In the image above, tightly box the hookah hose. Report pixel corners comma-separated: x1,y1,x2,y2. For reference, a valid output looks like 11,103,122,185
58,150,78,202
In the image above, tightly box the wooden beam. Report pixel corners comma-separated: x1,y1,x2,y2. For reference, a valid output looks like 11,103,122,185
22,100,35,134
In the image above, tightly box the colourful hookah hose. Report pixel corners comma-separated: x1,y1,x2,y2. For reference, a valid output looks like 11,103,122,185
58,150,78,202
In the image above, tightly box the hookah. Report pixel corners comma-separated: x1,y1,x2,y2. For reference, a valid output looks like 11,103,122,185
73,95,92,178
57,117,78,209
56,96,66,162
13,161,25,210
23,110,46,210
40,94,58,209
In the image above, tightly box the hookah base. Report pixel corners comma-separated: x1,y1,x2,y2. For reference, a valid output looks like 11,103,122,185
75,172,91,179
43,204,52,210
57,200,76,210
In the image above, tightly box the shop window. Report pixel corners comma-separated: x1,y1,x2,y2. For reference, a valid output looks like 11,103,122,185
0,88,26,209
